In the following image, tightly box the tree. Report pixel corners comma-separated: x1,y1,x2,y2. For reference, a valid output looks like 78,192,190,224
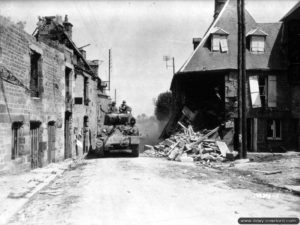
154,91,173,121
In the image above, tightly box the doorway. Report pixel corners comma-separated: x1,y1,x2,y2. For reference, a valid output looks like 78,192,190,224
30,121,41,169
48,121,56,163
64,111,72,159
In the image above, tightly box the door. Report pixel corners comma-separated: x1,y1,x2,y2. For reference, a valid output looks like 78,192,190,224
64,112,72,159
30,122,40,169
247,118,257,152
48,122,56,163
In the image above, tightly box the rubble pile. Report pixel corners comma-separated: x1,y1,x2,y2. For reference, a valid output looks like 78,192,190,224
144,123,237,164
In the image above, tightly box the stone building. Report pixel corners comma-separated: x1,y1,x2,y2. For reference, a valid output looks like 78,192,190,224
0,15,109,174
164,0,300,152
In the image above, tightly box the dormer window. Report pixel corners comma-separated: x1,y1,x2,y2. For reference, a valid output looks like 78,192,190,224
250,36,265,53
210,27,229,53
247,28,268,54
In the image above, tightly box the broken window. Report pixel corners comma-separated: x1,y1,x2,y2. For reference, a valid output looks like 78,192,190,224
258,76,266,107
212,35,228,53
249,75,277,108
267,119,281,140
251,36,265,53
30,51,42,97
11,122,22,159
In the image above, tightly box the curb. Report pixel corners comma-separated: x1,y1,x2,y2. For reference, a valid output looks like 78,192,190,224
0,160,75,225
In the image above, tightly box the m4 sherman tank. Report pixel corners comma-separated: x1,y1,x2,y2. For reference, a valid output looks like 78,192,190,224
96,113,140,157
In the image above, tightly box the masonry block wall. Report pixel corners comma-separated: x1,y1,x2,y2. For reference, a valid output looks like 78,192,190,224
89,79,99,149
0,16,65,174
225,70,298,151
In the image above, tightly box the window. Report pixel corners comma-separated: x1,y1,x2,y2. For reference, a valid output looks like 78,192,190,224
84,77,89,105
249,75,277,108
251,36,265,53
258,76,266,107
267,119,281,140
212,35,228,53
30,50,42,97
74,97,83,104
11,122,22,159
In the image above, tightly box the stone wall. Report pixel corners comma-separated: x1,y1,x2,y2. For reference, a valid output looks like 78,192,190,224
0,16,65,173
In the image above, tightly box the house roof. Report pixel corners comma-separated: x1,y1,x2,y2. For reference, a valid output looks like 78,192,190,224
281,1,300,21
210,27,229,35
178,0,285,74
246,28,268,36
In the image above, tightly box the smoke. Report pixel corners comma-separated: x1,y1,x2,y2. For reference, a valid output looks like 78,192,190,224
136,115,168,151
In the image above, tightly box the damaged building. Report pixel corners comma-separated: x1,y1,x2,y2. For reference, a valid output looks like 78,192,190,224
164,0,300,152
0,15,109,173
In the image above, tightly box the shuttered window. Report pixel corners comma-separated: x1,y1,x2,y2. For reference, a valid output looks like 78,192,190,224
212,35,220,51
249,75,277,108
212,35,228,52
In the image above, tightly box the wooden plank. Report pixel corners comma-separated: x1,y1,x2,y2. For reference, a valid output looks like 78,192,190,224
216,141,230,157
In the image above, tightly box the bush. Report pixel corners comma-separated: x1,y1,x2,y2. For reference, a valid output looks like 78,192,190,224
154,91,173,121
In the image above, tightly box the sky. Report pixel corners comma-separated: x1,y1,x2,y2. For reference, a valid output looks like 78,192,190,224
0,0,298,116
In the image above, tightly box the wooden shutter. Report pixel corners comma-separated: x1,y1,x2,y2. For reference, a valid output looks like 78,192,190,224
249,76,261,108
268,75,277,107
220,37,228,52
212,35,220,51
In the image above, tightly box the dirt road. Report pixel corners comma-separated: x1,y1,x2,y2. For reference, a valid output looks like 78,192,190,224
8,156,300,225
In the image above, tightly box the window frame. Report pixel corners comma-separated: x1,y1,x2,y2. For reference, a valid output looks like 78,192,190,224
211,34,228,53
30,50,42,98
267,119,282,140
83,77,89,106
249,75,277,108
11,122,22,160
258,76,267,107
250,36,265,53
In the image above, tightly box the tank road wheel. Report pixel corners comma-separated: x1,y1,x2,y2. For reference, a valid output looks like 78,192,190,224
131,145,139,157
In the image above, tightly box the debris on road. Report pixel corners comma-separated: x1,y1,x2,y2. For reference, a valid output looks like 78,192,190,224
253,170,282,175
143,124,238,165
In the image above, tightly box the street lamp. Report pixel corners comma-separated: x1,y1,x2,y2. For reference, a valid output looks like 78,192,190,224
163,55,175,75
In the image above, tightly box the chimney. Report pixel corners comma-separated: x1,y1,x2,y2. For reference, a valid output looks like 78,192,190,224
193,38,202,50
79,49,86,59
214,0,227,19
90,60,99,76
63,15,73,39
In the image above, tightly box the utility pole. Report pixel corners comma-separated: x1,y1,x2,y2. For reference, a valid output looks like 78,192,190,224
114,89,117,103
163,56,175,75
108,49,112,91
237,0,247,158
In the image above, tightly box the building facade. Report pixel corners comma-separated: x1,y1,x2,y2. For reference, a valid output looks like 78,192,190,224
165,0,300,152
0,15,109,174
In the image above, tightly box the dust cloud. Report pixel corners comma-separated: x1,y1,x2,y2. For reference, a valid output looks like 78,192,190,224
136,115,168,151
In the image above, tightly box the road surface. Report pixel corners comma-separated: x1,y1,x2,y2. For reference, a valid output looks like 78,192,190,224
8,155,300,225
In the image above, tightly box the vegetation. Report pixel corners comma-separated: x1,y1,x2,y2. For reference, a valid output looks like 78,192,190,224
154,91,173,121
